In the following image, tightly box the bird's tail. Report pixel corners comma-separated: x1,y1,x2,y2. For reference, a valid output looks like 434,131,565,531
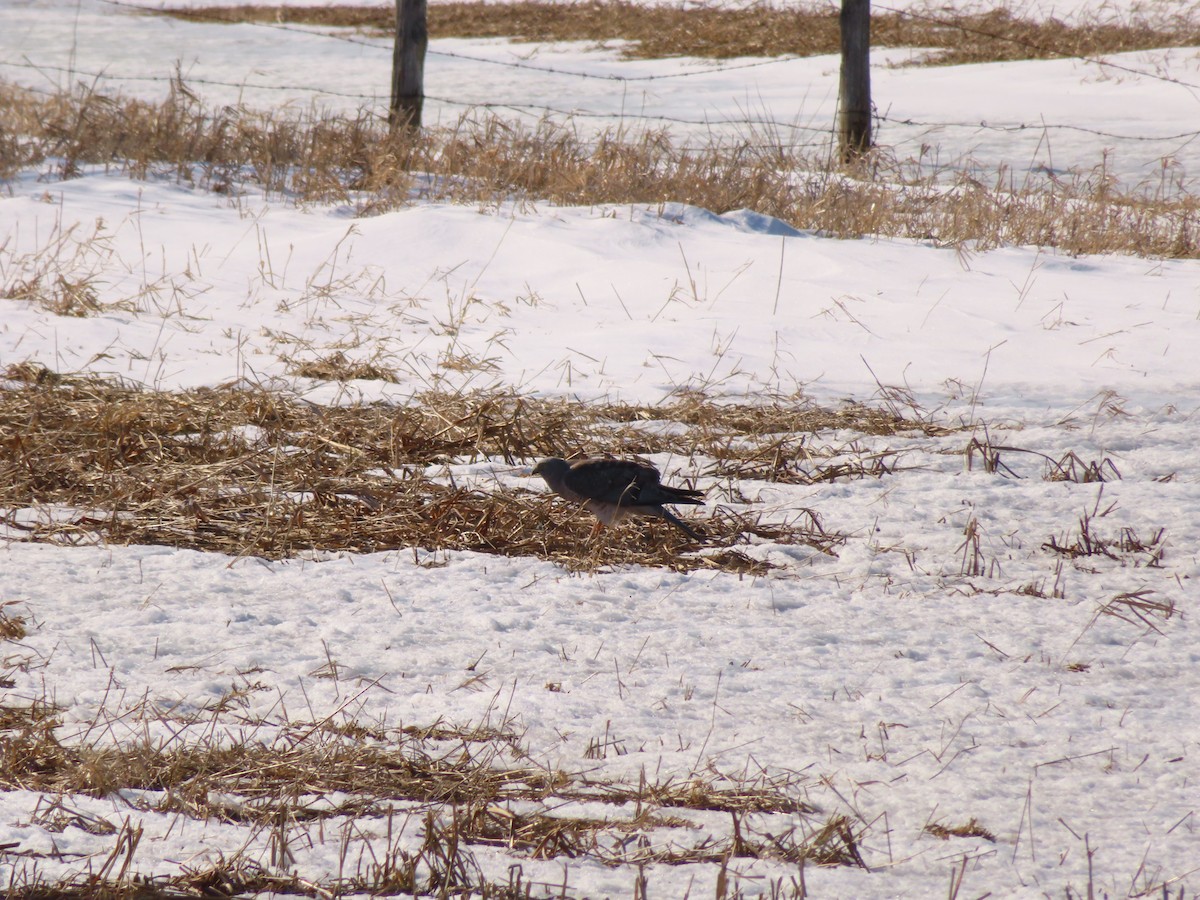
657,507,705,541
661,485,705,505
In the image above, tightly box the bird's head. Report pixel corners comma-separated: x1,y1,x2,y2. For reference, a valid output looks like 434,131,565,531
532,457,569,481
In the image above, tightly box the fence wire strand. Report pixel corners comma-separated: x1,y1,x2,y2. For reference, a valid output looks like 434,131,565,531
3,0,1200,151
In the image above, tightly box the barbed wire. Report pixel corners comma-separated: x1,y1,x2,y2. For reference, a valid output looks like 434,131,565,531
8,69,1191,163
0,58,385,102
95,0,800,82
879,114,1200,144
8,0,1200,158
6,54,1199,149
0,56,830,139
100,0,1200,96
428,45,799,81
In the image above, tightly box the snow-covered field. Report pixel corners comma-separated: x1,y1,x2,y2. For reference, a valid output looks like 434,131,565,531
2,0,1200,897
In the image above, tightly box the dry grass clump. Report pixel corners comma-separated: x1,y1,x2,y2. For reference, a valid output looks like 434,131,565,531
1,723,544,813
164,2,1200,65
452,803,864,866
0,601,29,642
965,435,1125,483
1041,510,1165,567
2,272,103,317
285,351,401,383
0,79,390,197
3,80,1197,258
1099,589,1175,631
0,374,868,570
597,776,814,815
924,817,996,841
910,7,1200,65
0,220,127,318
606,394,941,439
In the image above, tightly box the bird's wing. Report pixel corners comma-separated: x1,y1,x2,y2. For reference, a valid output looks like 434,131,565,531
564,459,655,506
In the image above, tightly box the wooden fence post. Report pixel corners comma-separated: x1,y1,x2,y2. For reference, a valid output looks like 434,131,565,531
390,0,427,131
838,0,872,161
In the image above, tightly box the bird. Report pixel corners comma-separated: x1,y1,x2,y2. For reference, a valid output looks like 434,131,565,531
532,457,706,541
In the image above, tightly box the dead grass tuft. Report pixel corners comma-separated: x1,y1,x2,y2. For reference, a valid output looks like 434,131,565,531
4,362,66,386
804,814,868,867
0,698,63,785
966,434,1124,482
0,220,126,318
1,730,536,815
0,602,28,641
1100,589,1175,631
1045,450,1122,483
602,777,816,816
285,351,400,383
1042,510,1165,567
3,273,103,317
924,817,997,841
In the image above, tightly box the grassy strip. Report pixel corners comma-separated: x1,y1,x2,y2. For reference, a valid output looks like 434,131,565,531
162,2,1200,65
0,700,865,887
3,81,1197,257
0,370,892,569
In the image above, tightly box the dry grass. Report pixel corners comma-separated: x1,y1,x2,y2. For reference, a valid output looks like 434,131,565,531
1,678,825,823
965,435,1125,483
162,2,1200,65
3,80,1197,258
0,220,120,317
0,602,28,642
0,370,912,570
1099,589,1175,631
285,351,402,383
924,817,997,841
1041,509,1166,567
0,701,866,895
2,722,544,814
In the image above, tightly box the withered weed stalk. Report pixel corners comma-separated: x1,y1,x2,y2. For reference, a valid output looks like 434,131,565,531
1041,507,1166,567
965,432,1124,483
924,817,997,842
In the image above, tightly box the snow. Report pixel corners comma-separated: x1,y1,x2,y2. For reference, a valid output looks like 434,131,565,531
3,0,1200,896
3,178,1198,411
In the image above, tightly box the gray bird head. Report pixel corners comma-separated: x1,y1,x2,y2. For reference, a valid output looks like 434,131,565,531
532,457,570,487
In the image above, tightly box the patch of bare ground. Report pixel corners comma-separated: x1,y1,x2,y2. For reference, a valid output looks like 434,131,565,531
0,369,935,569
161,2,1200,65
2,80,1197,258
